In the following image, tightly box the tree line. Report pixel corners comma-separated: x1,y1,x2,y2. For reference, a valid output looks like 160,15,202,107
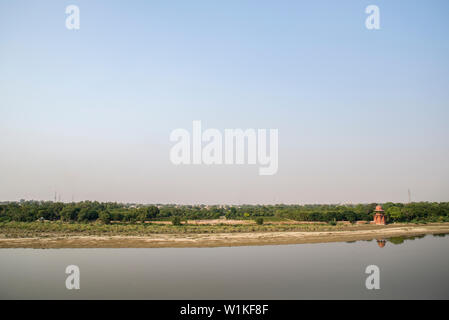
0,201,448,224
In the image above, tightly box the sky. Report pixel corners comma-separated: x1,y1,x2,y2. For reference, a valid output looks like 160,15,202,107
1,0,448,204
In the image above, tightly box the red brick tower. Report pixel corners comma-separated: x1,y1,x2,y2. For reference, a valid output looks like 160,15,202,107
373,205,386,225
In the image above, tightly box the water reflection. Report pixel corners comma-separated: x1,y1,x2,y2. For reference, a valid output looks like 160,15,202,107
375,233,448,248
1,233,449,299
376,239,386,248
433,233,447,238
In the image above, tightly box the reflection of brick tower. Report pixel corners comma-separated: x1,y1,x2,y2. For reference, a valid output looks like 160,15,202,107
377,239,386,248
373,205,386,225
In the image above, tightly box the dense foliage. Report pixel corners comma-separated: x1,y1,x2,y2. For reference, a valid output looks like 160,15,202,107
0,201,448,224
171,216,182,226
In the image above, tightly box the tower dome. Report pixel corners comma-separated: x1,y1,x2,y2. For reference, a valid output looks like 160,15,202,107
375,205,384,212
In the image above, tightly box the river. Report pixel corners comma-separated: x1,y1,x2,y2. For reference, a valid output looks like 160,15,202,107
0,234,448,299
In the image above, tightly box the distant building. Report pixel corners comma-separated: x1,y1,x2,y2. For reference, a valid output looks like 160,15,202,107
373,205,386,225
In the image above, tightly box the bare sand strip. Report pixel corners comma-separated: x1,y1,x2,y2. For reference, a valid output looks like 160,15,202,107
1,224,448,249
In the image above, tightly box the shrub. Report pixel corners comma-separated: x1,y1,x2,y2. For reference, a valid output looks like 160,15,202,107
171,216,182,226
77,209,89,222
98,211,111,224
255,217,264,225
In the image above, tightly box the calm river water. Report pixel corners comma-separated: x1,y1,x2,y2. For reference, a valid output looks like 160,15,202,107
0,234,448,299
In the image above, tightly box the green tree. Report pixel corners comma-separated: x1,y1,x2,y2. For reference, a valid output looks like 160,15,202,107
386,206,403,222
171,216,182,226
344,210,356,224
147,206,160,219
60,207,78,221
98,211,111,224
77,208,89,222
136,208,149,223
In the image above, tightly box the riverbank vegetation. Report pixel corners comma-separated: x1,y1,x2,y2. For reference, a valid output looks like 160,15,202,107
2,220,448,239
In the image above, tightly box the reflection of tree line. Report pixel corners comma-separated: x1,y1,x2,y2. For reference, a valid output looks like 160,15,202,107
376,233,447,247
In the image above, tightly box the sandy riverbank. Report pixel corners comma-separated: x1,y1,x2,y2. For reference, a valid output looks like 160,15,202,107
0,224,448,248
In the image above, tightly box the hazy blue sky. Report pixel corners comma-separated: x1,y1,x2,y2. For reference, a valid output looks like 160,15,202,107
1,0,448,204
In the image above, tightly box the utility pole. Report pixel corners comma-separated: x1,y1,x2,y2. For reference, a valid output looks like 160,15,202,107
408,189,412,203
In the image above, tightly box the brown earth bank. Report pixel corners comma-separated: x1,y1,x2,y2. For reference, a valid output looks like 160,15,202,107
0,224,448,249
